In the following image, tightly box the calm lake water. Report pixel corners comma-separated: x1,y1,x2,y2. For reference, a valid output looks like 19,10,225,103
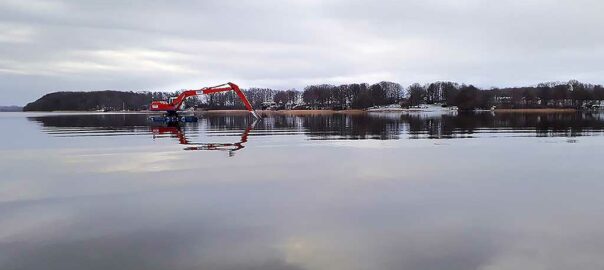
2,111,604,270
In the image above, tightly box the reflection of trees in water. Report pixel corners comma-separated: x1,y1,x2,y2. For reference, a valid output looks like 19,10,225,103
532,113,604,137
301,114,402,140
200,114,404,140
201,115,254,130
405,112,604,139
28,114,150,128
201,115,303,134
298,112,604,139
27,114,153,135
28,112,604,140
406,113,496,139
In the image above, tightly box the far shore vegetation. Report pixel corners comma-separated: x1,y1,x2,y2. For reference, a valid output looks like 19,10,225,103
0,106,23,112
22,80,604,112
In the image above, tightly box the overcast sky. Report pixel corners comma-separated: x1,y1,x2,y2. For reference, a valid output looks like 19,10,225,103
1,0,603,105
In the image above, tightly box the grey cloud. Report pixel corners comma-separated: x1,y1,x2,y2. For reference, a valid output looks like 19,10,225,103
1,0,604,105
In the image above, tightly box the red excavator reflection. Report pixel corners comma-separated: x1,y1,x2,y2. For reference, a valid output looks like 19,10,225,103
151,119,258,157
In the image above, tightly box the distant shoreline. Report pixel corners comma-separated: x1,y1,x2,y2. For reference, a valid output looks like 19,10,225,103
199,109,366,116
10,108,588,114
493,108,577,113
197,108,583,115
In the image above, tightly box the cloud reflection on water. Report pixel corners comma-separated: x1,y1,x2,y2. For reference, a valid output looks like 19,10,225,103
2,112,604,269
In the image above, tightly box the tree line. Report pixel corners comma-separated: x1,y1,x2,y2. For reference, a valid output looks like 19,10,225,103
189,80,604,110
188,82,404,110
23,80,604,111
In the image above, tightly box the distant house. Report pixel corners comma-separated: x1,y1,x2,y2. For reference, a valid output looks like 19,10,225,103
519,97,542,106
585,100,604,110
544,99,574,108
492,95,513,108
494,96,512,104
261,101,278,110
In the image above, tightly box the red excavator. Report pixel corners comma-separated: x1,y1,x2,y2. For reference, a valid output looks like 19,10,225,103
149,82,259,120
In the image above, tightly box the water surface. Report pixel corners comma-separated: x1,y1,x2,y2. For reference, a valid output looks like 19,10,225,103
2,111,604,270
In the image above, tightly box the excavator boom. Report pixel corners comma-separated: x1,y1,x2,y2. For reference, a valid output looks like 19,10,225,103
149,82,258,118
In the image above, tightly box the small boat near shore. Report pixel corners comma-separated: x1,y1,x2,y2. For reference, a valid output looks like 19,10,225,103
367,104,458,113
366,104,406,112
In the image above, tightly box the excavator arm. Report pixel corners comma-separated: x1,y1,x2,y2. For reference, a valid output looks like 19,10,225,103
149,82,259,118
